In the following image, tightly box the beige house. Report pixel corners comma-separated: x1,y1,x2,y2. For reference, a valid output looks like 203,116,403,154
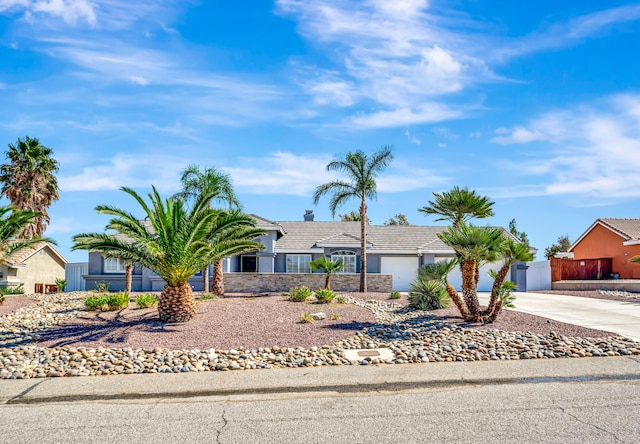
1,242,68,293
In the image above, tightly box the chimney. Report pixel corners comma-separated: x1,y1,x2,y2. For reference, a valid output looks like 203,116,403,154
304,210,315,221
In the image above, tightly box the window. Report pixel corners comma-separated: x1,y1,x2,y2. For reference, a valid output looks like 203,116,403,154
104,257,126,273
331,250,357,273
286,255,311,273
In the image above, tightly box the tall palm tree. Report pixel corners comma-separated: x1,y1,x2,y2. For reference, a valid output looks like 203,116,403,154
72,186,265,323
0,136,60,239
484,239,534,321
418,186,494,228
174,165,241,296
313,146,394,292
437,223,505,321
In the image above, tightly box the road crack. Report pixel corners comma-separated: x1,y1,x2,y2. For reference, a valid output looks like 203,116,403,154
559,406,623,442
216,408,228,444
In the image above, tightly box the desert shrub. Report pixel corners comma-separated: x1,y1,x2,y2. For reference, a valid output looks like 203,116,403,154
299,311,313,323
335,296,346,304
84,295,108,311
106,292,130,310
314,288,335,304
95,280,110,293
135,293,157,308
330,313,341,320
389,290,401,300
286,286,313,302
55,278,67,293
0,283,24,296
0,293,4,304
408,278,450,310
85,292,129,311
199,292,218,301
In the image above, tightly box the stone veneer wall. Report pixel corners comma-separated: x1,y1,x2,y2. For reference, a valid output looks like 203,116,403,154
224,273,393,293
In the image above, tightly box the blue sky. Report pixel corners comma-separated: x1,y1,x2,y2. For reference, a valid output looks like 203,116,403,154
1,0,640,263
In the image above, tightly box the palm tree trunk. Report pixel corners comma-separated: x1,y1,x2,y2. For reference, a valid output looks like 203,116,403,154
202,266,209,294
158,284,196,323
325,273,331,290
124,264,133,293
445,284,470,319
486,300,503,323
484,264,510,319
211,260,224,296
359,200,367,293
461,259,481,322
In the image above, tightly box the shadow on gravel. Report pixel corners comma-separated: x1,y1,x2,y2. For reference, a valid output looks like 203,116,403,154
323,321,376,331
36,311,165,347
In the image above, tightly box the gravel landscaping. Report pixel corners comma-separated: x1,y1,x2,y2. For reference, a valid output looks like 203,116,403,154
1,291,639,379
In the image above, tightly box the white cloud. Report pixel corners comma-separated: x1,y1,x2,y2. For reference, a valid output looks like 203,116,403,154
492,93,640,202
349,104,462,128
0,0,97,25
404,129,421,145
59,153,187,192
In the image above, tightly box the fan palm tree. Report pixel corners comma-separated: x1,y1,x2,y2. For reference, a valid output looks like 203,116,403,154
313,146,394,292
72,186,265,323
0,206,55,264
484,239,534,321
174,165,241,296
309,256,345,290
419,186,494,228
0,136,59,238
418,259,469,319
437,223,505,321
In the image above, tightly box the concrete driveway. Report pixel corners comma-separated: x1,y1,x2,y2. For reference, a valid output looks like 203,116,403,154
481,291,640,342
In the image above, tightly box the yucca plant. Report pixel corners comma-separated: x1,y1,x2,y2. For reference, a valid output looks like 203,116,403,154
408,278,450,311
314,288,336,304
72,186,265,323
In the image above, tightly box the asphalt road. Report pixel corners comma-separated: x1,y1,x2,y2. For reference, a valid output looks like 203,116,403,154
2,375,639,443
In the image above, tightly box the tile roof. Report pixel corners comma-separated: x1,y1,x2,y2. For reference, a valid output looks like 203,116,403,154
4,241,68,266
597,218,640,240
273,221,482,253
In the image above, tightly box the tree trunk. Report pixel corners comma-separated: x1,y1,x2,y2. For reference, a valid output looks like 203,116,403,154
445,284,470,319
325,273,331,290
359,200,367,293
202,266,209,294
124,264,133,293
461,259,481,322
158,284,196,323
211,260,224,296
484,264,510,319
486,300,503,323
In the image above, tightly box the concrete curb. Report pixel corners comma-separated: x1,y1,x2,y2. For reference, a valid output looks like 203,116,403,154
2,356,639,405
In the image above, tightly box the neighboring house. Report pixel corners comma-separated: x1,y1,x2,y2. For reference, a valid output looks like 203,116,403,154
0,242,68,293
567,218,640,279
83,211,529,292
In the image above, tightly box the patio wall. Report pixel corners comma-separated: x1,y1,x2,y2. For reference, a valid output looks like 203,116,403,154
223,273,393,293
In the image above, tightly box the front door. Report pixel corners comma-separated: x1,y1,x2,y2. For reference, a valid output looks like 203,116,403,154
241,255,257,272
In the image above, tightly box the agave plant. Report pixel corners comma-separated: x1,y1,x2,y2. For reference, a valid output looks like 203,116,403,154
72,186,265,323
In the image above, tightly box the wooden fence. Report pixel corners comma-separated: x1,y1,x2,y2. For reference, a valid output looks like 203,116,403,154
550,257,612,282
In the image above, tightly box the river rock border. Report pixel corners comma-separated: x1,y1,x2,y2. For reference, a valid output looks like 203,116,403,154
1,293,639,379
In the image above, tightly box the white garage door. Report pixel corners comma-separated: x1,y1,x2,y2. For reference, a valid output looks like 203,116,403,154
380,256,419,291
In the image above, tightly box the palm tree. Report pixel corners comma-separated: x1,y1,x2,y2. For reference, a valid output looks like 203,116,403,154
174,165,240,296
484,239,534,321
418,259,469,319
313,146,394,292
72,186,265,323
418,186,494,228
437,223,505,321
309,256,345,290
0,136,60,238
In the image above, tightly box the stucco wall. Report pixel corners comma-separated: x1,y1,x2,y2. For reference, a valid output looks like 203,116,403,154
17,248,66,294
223,272,392,293
573,224,640,279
